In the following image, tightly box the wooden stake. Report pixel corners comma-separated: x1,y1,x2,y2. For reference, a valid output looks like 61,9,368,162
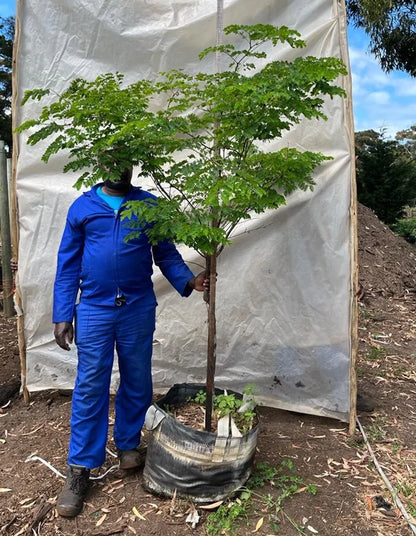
0,140,14,317
337,0,358,435
11,10,30,403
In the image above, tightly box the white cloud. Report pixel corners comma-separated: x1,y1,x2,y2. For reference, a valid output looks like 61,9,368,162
348,48,371,71
367,91,390,105
395,79,416,97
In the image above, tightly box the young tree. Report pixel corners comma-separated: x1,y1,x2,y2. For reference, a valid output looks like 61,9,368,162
355,129,416,224
346,0,416,76
0,16,14,154
18,24,347,430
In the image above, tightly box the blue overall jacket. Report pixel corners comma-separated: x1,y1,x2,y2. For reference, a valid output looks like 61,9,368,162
53,184,194,323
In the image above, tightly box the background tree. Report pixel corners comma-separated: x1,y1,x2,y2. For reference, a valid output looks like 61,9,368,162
0,16,14,155
346,0,416,76
396,124,416,159
355,129,416,224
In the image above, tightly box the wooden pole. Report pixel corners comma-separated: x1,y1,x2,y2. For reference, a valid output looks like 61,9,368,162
215,0,224,72
11,7,30,403
338,0,358,434
0,140,14,317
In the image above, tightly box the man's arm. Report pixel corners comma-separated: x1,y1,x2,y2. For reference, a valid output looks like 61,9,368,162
152,239,196,296
53,213,84,349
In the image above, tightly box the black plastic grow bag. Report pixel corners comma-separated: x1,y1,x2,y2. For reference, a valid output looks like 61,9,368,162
142,383,259,503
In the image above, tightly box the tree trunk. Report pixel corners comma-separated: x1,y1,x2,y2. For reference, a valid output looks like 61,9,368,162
205,253,217,432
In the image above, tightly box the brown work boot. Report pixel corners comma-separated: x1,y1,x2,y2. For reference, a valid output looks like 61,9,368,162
118,444,147,470
56,464,90,517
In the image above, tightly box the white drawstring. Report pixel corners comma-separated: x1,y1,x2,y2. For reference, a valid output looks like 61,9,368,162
25,453,119,480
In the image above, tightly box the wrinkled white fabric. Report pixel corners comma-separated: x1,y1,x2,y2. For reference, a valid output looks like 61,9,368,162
14,0,355,421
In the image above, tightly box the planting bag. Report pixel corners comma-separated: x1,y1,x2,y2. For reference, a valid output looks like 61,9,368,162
143,384,259,502
14,0,356,421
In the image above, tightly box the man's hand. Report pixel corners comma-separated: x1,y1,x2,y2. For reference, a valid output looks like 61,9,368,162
188,271,210,292
54,322,74,351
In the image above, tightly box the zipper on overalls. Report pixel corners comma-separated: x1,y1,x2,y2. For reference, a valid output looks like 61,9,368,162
114,203,126,306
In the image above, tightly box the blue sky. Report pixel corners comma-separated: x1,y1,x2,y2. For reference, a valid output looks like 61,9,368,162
1,0,415,138
347,27,416,138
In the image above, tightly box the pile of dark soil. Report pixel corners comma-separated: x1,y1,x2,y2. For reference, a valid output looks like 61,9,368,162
358,202,416,299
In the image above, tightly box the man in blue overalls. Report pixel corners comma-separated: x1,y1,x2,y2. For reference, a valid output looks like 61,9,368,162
53,166,207,517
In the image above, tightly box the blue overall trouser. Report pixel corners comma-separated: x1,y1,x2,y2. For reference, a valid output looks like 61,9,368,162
68,300,156,469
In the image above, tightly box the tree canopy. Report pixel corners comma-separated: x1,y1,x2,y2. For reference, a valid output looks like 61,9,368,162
0,16,14,154
346,0,416,76
19,24,346,257
355,129,416,224
396,125,416,158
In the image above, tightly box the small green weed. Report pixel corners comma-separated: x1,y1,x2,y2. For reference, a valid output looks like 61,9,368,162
192,390,207,405
205,499,250,535
205,460,317,535
406,501,416,519
367,425,383,442
393,365,408,377
391,440,401,455
247,460,279,488
190,385,257,434
365,346,386,361
366,417,386,442
397,479,415,498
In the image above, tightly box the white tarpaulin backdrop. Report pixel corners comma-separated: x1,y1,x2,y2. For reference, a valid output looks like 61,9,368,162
14,0,355,422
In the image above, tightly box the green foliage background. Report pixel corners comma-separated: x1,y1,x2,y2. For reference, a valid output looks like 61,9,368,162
346,0,416,76
355,129,416,225
0,16,13,154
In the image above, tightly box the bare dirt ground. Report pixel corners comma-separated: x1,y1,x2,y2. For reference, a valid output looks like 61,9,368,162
0,203,415,536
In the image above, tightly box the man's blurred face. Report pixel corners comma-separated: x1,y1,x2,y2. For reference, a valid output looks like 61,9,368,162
104,166,133,193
